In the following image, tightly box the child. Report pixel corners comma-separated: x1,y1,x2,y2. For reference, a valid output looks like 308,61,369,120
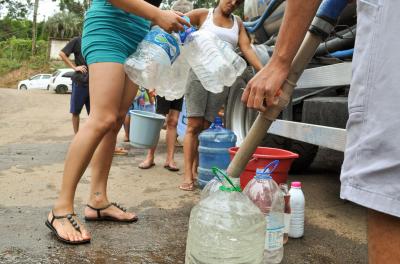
180,0,263,191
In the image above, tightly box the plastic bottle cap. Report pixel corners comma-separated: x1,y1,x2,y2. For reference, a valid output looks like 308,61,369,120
255,168,272,180
291,181,302,188
214,117,223,126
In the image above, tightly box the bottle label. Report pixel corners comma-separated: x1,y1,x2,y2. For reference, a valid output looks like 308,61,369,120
265,215,284,251
144,28,180,64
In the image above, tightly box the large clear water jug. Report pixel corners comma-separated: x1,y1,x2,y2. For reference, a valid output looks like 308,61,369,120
186,173,265,264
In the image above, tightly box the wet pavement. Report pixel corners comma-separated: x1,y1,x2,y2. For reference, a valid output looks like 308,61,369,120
0,89,367,263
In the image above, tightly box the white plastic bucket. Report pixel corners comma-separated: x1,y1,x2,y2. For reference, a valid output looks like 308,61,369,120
129,110,165,148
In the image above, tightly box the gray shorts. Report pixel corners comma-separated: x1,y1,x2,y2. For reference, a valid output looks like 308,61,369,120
185,70,229,123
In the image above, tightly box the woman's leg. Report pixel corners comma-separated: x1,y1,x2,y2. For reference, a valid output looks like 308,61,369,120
48,63,126,242
182,117,204,188
139,147,157,169
85,75,138,220
165,109,180,168
123,114,131,142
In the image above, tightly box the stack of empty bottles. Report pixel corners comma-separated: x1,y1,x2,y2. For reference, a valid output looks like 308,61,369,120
186,167,266,264
125,17,248,100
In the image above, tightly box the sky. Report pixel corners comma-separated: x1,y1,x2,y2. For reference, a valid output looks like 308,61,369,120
0,0,64,21
33,0,60,21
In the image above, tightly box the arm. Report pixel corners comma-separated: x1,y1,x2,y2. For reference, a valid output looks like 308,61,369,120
237,18,263,72
109,0,190,32
185,8,208,28
242,0,321,111
59,51,87,73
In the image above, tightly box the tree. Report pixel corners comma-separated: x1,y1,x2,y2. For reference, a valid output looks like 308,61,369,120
0,0,32,19
45,12,83,39
32,0,39,55
57,0,88,16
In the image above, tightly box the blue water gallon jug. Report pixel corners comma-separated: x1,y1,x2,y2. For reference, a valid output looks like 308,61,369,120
198,117,237,188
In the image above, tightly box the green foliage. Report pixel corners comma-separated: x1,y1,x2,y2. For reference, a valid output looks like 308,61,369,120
45,12,83,39
57,0,88,16
0,57,21,75
0,18,47,41
0,38,48,75
0,37,47,62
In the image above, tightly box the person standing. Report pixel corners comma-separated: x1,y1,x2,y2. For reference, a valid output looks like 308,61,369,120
180,0,263,191
139,95,184,171
59,36,90,134
242,0,400,262
46,0,189,245
138,1,193,171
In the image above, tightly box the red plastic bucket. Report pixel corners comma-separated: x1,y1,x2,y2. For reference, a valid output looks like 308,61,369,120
229,147,299,190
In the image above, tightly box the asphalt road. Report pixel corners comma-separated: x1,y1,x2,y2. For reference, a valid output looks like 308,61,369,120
0,89,367,263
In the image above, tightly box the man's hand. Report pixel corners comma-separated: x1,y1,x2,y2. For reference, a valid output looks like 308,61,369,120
75,65,88,74
241,60,290,112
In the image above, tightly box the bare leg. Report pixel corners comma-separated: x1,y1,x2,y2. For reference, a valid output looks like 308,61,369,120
190,120,210,178
139,147,156,169
182,117,204,189
165,110,179,168
72,114,80,134
84,75,138,221
123,114,130,142
48,63,126,242
368,209,400,263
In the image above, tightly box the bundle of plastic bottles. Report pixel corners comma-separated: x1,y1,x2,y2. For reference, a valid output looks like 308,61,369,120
125,18,247,100
186,167,266,264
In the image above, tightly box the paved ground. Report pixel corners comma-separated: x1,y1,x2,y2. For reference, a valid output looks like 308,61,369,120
0,89,367,263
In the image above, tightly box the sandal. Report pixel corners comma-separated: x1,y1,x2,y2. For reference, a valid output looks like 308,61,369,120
114,147,128,156
179,182,194,191
84,203,138,223
45,211,90,245
164,164,180,172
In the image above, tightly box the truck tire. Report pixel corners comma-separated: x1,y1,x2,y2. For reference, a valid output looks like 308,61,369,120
225,70,318,173
55,85,68,94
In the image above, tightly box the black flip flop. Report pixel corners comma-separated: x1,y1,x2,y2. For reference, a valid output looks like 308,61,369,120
164,164,180,172
45,211,90,245
84,203,138,223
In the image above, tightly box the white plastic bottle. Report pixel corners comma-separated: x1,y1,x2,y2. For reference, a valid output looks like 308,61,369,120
288,181,305,238
125,26,180,89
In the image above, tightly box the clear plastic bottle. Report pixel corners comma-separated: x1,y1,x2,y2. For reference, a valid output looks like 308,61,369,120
215,38,247,84
279,183,291,245
244,168,285,264
251,44,273,66
156,17,194,100
186,179,265,264
288,181,305,238
183,30,236,93
125,26,180,89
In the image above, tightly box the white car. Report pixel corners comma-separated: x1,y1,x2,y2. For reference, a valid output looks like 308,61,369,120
18,74,52,90
48,68,75,94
